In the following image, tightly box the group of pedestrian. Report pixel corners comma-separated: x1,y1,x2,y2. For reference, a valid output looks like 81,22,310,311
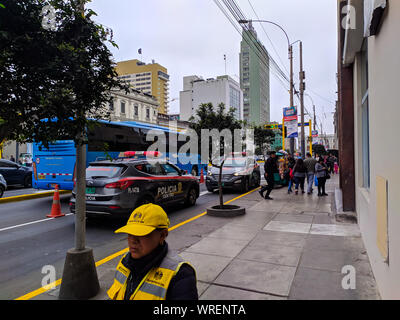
286,153,330,197
260,151,332,200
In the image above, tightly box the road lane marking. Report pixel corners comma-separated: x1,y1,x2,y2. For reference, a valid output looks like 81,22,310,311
15,187,260,300
0,213,74,233
2,192,211,233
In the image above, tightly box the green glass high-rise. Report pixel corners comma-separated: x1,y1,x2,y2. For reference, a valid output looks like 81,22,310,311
239,22,270,126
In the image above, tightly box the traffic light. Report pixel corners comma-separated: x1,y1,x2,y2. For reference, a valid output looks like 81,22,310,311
264,124,278,129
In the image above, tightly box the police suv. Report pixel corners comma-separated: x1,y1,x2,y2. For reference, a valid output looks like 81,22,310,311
69,152,200,218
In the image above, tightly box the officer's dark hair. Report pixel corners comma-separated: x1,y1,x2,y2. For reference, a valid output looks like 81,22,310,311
268,151,276,156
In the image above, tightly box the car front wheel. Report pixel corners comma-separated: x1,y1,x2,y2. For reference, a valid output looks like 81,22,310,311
0,186,4,198
184,188,197,206
24,175,32,188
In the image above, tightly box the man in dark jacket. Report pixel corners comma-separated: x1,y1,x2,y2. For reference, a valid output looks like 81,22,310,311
259,151,278,200
107,204,198,300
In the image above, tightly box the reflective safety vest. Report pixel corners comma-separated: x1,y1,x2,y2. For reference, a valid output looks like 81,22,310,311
107,251,195,300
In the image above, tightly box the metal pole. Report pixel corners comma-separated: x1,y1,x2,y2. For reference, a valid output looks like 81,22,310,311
313,104,316,131
309,120,312,156
299,41,305,159
289,45,295,155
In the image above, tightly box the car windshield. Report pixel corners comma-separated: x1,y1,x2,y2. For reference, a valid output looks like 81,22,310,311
223,158,247,167
86,166,124,179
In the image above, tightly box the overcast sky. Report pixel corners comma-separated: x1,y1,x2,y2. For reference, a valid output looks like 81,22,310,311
88,0,338,134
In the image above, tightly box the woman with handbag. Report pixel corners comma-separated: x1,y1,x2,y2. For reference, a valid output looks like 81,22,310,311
292,158,307,195
315,157,329,197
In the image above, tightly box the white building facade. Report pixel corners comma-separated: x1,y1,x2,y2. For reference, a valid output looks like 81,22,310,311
109,89,159,124
339,0,400,299
180,75,243,121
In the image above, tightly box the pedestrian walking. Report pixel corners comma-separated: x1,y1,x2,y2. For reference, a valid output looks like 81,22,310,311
292,158,307,195
259,151,278,200
304,153,317,195
315,158,329,197
10,155,15,162
107,204,198,300
327,153,335,174
334,160,339,174
286,154,296,194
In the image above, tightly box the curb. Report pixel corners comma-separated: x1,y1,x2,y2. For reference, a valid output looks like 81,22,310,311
0,190,71,204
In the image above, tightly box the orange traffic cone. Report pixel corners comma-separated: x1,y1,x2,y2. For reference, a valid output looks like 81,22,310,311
47,185,65,218
199,168,205,184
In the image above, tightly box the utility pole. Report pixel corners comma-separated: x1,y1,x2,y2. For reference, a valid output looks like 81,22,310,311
299,41,305,158
313,104,316,131
289,44,295,155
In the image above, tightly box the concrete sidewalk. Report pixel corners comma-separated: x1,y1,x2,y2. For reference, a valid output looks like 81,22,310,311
37,174,381,300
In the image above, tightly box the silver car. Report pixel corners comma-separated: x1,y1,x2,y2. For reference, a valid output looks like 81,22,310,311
0,173,7,198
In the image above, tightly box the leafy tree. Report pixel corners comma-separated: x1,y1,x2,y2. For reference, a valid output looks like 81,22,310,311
0,0,127,147
189,102,243,207
253,125,276,155
0,0,129,298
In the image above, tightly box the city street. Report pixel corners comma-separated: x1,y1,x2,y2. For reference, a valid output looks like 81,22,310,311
1,0,397,302
0,181,248,300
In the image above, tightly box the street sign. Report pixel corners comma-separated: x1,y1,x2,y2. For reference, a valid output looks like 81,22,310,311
283,106,298,121
312,130,318,137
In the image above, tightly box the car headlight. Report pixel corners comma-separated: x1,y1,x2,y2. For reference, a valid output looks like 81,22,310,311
207,171,213,176
234,171,247,176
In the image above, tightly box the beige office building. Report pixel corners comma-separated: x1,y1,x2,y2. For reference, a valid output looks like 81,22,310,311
116,59,170,115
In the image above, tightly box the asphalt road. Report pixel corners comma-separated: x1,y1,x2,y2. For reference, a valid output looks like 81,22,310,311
0,182,256,300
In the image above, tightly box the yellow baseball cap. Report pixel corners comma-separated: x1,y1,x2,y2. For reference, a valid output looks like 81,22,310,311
115,204,170,236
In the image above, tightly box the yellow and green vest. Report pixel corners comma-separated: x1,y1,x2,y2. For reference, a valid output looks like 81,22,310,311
107,251,195,300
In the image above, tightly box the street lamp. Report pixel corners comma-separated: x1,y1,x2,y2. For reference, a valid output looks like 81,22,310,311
238,19,299,155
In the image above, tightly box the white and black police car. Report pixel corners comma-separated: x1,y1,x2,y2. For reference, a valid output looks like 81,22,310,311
69,151,200,218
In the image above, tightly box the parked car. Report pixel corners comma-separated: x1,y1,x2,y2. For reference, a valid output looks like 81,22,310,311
206,155,261,193
0,159,32,187
69,158,200,219
0,173,7,198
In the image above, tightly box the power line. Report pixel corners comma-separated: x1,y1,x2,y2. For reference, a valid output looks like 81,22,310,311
246,0,290,76
217,0,290,85
213,0,289,91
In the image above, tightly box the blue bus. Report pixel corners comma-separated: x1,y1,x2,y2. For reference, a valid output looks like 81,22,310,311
32,120,208,190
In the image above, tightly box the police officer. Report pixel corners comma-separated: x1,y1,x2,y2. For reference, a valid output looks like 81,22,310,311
107,204,198,300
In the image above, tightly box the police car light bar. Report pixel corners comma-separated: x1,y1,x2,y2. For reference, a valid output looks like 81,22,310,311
123,151,162,158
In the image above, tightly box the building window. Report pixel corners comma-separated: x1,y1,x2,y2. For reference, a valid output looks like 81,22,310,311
120,101,126,114
134,104,138,116
361,40,370,189
229,86,241,120
109,100,114,111
146,108,150,119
